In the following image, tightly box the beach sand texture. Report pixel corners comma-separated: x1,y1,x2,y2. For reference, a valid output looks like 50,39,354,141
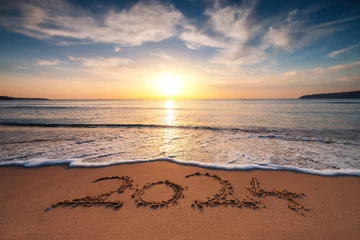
1,161,359,240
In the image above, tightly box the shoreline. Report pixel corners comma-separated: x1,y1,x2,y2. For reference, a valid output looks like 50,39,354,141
1,161,360,239
1,158,360,177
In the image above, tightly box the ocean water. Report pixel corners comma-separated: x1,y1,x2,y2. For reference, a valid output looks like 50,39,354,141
0,99,359,175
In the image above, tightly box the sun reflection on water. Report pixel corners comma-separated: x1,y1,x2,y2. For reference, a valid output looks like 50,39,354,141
165,99,175,125
160,99,181,158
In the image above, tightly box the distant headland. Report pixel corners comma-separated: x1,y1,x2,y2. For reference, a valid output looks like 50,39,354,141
299,91,360,99
0,96,49,100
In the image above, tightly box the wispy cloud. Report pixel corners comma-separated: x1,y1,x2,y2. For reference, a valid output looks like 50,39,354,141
337,76,360,82
179,1,258,50
299,61,360,76
327,61,360,71
153,50,177,62
68,56,132,68
16,65,31,70
180,3,358,68
180,2,265,67
305,15,360,31
260,8,352,52
327,43,360,58
211,45,267,66
283,70,298,77
281,61,360,78
257,5,360,57
0,1,185,46
179,25,227,50
36,58,61,66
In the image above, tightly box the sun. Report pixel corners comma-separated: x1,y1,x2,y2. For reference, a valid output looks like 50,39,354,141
156,73,182,97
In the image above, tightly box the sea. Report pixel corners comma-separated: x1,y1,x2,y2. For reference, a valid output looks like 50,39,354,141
0,99,359,176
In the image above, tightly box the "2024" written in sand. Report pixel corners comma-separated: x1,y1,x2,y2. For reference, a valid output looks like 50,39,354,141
47,172,310,215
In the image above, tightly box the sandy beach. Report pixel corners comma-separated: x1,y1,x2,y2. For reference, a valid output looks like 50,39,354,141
0,161,359,240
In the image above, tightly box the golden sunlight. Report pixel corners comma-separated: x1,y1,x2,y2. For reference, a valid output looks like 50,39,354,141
156,73,182,97
165,99,175,124
165,99,175,108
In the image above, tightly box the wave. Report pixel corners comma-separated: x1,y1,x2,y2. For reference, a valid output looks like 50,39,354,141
1,157,360,176
1,122,359,145
3,139,51,144
0,122,278,133
253,135,348,145
75,139,96,145
0,106,85,110
2,137,77,145
326,102,360,104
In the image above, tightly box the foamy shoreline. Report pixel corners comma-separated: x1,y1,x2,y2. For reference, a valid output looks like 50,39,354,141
1,157,360,176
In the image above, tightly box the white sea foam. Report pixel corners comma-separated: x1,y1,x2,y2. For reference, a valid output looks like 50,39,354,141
1,157,360,176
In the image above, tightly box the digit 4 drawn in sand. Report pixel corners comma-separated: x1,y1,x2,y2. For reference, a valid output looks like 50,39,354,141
247,177,311,215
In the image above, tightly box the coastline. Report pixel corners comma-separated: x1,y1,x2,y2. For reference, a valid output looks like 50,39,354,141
1,161,359,240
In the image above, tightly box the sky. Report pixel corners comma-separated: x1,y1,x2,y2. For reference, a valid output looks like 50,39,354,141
0,0,359,99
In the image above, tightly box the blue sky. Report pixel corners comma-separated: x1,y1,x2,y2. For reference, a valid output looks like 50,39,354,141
0,0,359,99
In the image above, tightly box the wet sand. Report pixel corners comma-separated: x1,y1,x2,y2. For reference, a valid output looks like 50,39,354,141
0,161,359,240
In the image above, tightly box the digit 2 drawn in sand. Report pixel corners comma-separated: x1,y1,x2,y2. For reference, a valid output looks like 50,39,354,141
48,176,133,210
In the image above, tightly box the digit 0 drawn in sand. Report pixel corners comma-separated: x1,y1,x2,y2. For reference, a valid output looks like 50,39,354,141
131,180,185,209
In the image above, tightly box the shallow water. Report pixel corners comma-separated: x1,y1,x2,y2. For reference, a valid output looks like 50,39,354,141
0,99,359,175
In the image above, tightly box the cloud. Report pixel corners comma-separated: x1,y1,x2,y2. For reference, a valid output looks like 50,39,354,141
179,25,227,50
211,45,267,66
206,5,258,43
180,3,267,67
153,50,177,62
304,15,360,31
263,26,293,51
180,2,258,49
280,61,360,79
305,61,360,75
180,2,353,68
337,76,360,82
312,67,325,74
0,0,185,46
180,2,358,68
268,61,360,86
327,43,360,58
327,61,360,71
16,65,31,70
114,47,121,52
36,58,61,66
262,9,359,52
283,70,298,77
68,56,132,68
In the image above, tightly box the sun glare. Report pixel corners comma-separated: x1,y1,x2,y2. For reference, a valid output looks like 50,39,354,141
166,99,175,108
156,73,182,97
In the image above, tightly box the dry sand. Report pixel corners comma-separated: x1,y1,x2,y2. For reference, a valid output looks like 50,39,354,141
0,161,359,240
